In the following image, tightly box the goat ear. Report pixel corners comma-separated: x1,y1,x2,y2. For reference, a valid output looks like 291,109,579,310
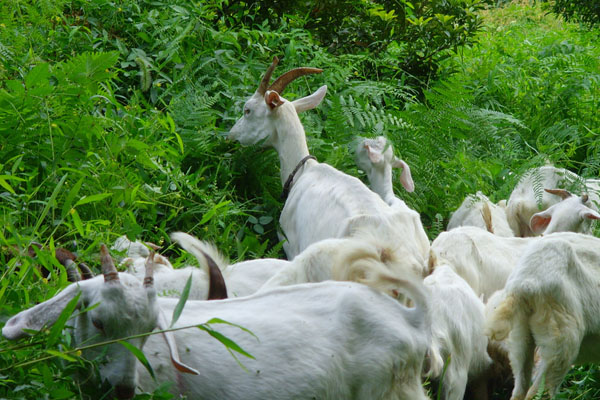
2,283,82,340
392,157,415,192
156,311,199,375
545,188,571,200
530,211,552,234
292,85,327,113
583,209,600,220
265,90,284,110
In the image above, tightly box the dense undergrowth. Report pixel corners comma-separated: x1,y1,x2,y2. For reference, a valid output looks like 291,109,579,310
1,0,600,398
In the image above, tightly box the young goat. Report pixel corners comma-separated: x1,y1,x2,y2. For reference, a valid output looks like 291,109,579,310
229,58,429,277
506,165,600,237
423,265,492,400
485,232,600,400
447,192,514,237
4,246,432,400
355,136,415,208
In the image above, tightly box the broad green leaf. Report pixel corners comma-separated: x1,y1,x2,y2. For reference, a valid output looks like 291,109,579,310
61,177,85,218
171,273,192,328
204,317,258,340
70,208,85,237
74,193,113,207
118,340,156,381
197,325,254,360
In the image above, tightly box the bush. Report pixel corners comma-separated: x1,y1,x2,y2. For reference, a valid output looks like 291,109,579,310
552,0,600,26
214,0,484,84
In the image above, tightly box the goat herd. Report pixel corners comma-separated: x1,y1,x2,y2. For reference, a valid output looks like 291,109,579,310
4,57,600,400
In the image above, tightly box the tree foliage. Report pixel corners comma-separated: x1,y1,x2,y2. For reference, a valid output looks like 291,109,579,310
551,0,600,26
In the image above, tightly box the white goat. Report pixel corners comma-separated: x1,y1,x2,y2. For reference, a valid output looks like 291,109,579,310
228,58,429,277
485,232,600,400
114,234,287,299
4,246,432,400
506,165,600,236
529,189,600,235
2,245,198,399
423,265,492,400
447,192,514,237
430,226,537,301
355,136,415,207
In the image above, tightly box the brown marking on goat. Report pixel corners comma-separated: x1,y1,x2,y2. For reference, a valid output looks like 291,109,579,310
202,250,228,300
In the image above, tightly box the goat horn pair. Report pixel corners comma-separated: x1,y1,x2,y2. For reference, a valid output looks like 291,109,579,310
100,244,120,283
55,247,95,282
257,56,323,96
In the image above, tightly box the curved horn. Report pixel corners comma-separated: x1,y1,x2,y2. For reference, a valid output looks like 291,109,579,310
257,56,279,96
201,250,227,300
544,188,572,200
582,194,589,203
64,259,81,282
55,247,81,282
143,251,155,288
78,263,95,280
268,67,323,95
100,244,119,283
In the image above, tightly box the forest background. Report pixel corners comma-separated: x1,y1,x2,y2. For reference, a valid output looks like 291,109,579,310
1,0,600,398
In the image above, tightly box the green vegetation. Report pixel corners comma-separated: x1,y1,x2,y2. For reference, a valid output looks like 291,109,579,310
1,0,600,398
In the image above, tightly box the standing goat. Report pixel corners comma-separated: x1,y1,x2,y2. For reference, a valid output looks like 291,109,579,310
485,232,600,400
229,58,428,277
423,265,492,400
4,245,433,400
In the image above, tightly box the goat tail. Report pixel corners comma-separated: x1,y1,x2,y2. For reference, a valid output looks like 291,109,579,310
484,291,520,342
424,343,444,378
481,201,494,234
170,232,229,271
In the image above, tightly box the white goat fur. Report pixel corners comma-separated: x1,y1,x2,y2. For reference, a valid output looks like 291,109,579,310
447,192,514,237
228,63,429,277
485,232,600,400
423,265,492,400
506,166,600,237
430,226,538,301
4,274,432,399
528,191,600,236
114,234,287,299
257,228,423,296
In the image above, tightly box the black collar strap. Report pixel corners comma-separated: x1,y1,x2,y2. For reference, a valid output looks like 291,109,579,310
281,155,317,200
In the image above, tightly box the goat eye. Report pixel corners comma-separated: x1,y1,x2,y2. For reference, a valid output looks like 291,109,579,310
244,109,251,116
92,319,104,331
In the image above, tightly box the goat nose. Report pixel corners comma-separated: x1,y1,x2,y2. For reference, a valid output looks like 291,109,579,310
114,384,135,399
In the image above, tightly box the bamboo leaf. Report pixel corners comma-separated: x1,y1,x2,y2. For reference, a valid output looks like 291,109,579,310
118,340,156,381
170,273,192,327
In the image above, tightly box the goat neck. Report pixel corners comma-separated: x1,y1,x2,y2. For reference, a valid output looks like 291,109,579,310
367,162,396,206
271,102,315,186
